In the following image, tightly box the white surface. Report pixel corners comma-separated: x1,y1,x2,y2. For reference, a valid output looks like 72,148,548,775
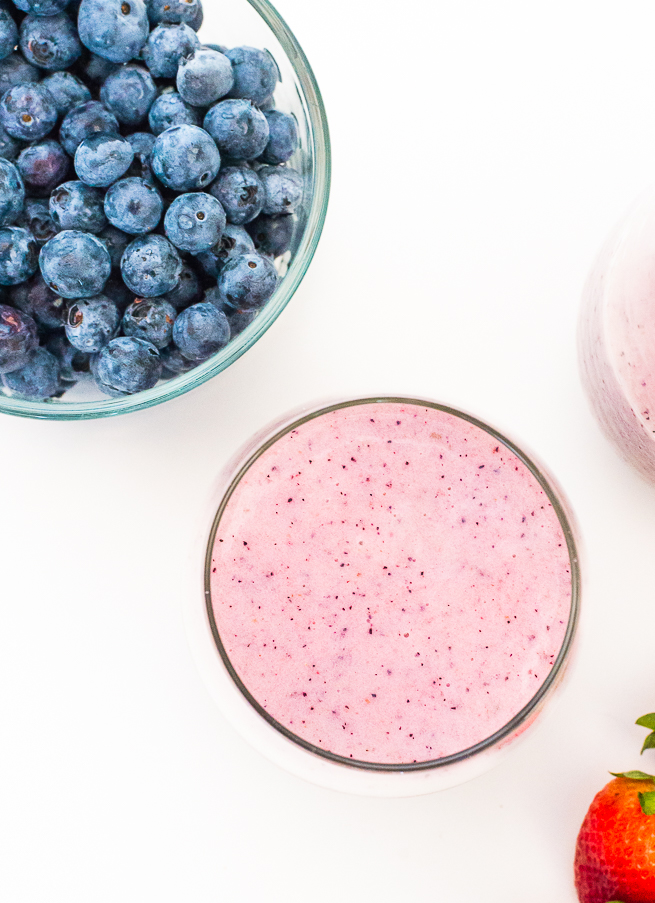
2,0,655,899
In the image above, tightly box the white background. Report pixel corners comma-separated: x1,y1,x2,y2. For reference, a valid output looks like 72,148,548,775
2,0,655,899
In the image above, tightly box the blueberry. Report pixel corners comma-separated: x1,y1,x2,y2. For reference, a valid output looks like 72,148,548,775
159,343,195,375
151,124,220,191
0,226,39,284
16,197,57,243
0,83,58,141
0,52,40,95
94,335,161,395
79,51,119,83
58,100,119,156
204,285,258,338
143,22,199,79
176,48,234,108
247,212,294,258
74,134,134,187
164,191,225,253
0,7,18,60
45,331,89,382
99,64,157,126
257,95,275,113
10,272,65,327
39,229,111,297
122,296,176,348
50,180,106,232
2,345,60,397
172,301,229,361
0,303,38,371
217,252,277,311
201,285,225,310
41,72,91,117
125,131,155,158
226,46,278,106
19,13,82,70
0,123,21,161
78,0,149,64
158,261,201,310
196,222,254,277
203,99,268,162
210,165,264,225
0,158,25,225
11,0,72,15
258,164,303,215
145,0,202,31
65,293,119,351
227,306,257,336
98,223,130,269
260,110,298,165
148,91,200,136
17,139,69,196
121,233,181,297
104,176,162,233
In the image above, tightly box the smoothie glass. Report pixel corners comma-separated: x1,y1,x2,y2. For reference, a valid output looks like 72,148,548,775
579,185,655,482
190,397,580,796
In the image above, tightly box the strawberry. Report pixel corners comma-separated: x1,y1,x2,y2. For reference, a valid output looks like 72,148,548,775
575,715,655,903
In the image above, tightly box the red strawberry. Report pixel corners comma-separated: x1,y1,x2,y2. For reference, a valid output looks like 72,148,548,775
574,774,655,902
575,715,655,903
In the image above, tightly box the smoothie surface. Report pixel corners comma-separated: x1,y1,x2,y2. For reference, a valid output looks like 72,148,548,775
209,401,573,765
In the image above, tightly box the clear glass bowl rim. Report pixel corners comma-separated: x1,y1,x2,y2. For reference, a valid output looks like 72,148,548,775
0,0,332,421
204,395,581,773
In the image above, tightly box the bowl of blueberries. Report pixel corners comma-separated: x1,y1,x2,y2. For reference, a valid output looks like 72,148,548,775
0,0,330,418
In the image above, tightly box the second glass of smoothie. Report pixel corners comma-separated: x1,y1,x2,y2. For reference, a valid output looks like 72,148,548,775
580,186,655,482
200,397,580,795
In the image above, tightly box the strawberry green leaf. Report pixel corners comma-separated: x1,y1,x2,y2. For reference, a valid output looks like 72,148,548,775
639,791,655,815
610,771,655,780
635,715,655,754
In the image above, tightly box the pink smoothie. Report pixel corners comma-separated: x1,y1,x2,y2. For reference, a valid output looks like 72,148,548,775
579,189,655,482
208,401,574,766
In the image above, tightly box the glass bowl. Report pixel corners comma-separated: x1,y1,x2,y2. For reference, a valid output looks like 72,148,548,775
579,185,655,482
187,396,581,796
0,0,331,420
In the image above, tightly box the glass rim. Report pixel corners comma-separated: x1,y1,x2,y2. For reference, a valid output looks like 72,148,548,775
0,0,332,421
204,395,581,773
